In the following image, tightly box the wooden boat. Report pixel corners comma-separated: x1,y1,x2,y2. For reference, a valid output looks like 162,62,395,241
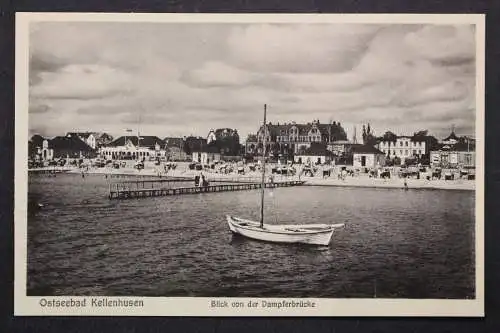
227,215,344,246
227,104,345,246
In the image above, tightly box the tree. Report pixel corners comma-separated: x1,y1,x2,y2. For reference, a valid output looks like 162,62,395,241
412,130,439,152
183,141,192,155
380,131,398,142
413,130,428,137
362,123,377,146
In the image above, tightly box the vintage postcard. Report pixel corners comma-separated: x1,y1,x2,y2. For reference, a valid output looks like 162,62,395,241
15,13,484,316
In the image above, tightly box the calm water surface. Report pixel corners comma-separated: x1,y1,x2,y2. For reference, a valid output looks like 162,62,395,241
27,173,475,298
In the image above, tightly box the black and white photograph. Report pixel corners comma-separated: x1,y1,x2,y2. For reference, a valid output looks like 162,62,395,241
15,13,484,316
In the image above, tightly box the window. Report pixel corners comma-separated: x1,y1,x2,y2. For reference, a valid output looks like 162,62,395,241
405,150,408,156
400,142,403,147
413,150,416,155
405,141,408,147
400,150,403,155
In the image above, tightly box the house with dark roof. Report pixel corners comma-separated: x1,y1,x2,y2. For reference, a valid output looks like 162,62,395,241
100,135,166,161
442,131,460,145
293,143,333,165
249,119,347,157
66,132,113,149
351,144,386,168
206,128,240,156
184,136,207,155
191,144,221,165
66,132,96,149
50,135,97,159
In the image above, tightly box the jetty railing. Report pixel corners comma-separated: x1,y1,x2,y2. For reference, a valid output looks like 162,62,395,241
108,180,305,200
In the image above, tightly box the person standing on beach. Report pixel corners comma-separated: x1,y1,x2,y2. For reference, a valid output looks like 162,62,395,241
269,174,275,187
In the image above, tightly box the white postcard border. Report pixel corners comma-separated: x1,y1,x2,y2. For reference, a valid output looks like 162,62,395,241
14,12,485,317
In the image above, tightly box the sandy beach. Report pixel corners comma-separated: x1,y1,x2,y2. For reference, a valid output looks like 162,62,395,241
303,176,475,191
29,162,475,191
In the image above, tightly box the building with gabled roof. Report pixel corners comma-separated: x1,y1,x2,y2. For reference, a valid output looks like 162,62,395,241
50,135,97,158
192,144,221,165
442,131,460,145
351,144,386,168
206,128,240,156
293,143,333,165
100,135,166,161
247,119,347,158
66,131,113,149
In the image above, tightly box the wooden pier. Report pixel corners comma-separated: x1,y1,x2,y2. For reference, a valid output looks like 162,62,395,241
108,180,304,199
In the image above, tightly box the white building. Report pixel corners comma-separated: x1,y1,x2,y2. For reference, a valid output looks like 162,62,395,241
377,136,426,164
294,154,330,165
207,129,217,144
352,145,386,168
192,146,221,165
38,139,54,161
293,143,332,165
100,136,166,161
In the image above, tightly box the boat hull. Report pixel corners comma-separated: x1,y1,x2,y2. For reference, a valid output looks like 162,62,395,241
226,215,343,246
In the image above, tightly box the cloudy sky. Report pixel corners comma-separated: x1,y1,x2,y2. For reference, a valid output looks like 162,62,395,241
29,21,476,142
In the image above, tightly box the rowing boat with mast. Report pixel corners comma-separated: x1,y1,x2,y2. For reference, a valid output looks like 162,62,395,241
226,104,345,246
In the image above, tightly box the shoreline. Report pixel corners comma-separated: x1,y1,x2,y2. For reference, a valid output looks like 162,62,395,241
303,178,474,191
29,166,475,191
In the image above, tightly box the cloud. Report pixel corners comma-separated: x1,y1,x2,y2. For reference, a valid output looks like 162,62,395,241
181,61,255,88
28,103,50,114
405,25,475,66
28,22,477,140
30,64,133,100
227,24,381,73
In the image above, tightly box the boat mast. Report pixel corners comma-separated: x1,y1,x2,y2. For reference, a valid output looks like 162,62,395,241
137,114,141,158
260,104,267,228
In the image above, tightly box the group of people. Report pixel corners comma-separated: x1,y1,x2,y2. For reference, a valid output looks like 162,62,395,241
194,173,209,187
